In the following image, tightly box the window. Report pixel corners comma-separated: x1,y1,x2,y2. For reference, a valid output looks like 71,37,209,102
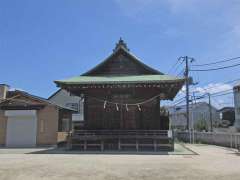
62,118,70,131
66,103,79,111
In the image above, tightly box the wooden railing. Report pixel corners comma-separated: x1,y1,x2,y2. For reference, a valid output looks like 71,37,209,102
68,130,174,151
73,130,170,137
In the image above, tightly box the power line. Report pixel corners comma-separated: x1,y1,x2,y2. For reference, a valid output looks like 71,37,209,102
188,77,240,95
212,91,233,98
168,57,182,74
168,59,184,75
173,96,186,104
192,78,240,93
165,96,185,107
194,90,233,100
190,62,240,71
176,69,185,77
173,62,184,75
198,78,240,88
211,89,233,95
193,86,233,95
171,91,233,106
204,89,232,96
172,99,186,106
192,56,240,67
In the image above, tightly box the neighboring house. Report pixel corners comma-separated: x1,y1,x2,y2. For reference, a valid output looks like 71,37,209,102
48,89,84,129
167,102,220,130
218,107,235,127
0,84,75,147
234,84,240,130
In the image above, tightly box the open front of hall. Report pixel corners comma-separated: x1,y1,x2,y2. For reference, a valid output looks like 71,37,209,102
55,39,185,151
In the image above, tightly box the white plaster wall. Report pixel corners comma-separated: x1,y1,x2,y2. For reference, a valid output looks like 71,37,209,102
49,89,84,121
234,88,240,128
169,103,220,129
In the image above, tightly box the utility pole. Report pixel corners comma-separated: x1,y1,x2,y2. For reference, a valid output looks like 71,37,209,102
181,56,194,131
207,93,213,132
185,56,190,131
191,92,196,144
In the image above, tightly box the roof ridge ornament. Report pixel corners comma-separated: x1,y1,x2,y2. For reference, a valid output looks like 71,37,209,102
113,37,130,52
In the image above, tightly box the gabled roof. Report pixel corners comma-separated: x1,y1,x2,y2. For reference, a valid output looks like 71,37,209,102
82,38,162,76
47,89,62,100
55,39,184,86
54,39,185,100
218,107,235,112
0,90,76,111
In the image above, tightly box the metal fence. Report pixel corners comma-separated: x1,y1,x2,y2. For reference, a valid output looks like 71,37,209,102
176,131,240,149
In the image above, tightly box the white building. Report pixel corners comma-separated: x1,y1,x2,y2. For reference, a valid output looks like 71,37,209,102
233,85,240,130
167,102,220,130
48,89,84,129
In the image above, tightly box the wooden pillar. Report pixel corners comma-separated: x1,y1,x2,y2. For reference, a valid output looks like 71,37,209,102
84,140,87,151
136,139,139,152
84,94,88,129
101,140,104,151
118,138,121,150
154,139,157,152
157,97,161,129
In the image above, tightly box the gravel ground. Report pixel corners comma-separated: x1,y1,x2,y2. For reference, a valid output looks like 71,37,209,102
0,144,239,180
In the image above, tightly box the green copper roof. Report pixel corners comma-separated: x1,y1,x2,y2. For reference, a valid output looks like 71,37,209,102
55,75,184,85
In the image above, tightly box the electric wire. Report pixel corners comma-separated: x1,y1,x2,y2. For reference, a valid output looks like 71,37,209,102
190,78,240,94
192,56,240,67
190,62,240,71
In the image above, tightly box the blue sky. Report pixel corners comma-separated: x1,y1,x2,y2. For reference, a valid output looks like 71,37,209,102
1,0,240,107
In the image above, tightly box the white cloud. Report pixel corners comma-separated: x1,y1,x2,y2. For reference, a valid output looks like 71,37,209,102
172,83,234,109
193,83,234,108
193,83,232,94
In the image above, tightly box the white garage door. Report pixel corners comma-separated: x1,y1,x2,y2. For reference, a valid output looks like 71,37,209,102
6,111,37,147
